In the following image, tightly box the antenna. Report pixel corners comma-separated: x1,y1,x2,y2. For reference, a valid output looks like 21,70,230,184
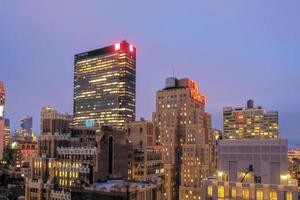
172,67,175,78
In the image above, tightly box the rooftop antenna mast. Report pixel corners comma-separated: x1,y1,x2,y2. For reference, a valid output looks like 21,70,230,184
172,67,175,78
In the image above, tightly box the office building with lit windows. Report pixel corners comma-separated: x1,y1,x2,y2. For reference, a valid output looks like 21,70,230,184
223,100,279,139
0,80,5,160
152,77,217,200
73,40,136,129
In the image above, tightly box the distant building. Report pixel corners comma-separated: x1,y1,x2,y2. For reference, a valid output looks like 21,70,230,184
19,140,38,177
223,100,279,139
126,119,164,181
73,41,136,129
152,77,217,200
4,118,11,148
288,148,300,187
40,106,72,134
0,80,5,159
20,115,33,140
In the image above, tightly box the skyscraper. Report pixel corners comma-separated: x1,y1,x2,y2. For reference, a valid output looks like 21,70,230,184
73,40,136,129
4,118,10,148
153,77,216,200
0,80,5,159
223,100,279,139
20,115,33,140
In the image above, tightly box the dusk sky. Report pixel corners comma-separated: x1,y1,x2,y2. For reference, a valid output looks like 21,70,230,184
1,1,299,145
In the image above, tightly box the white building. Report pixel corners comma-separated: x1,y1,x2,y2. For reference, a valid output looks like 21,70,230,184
201,138,298,200
217,139,288,184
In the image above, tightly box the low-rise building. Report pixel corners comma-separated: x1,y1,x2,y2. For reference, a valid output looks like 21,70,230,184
71,178,164,200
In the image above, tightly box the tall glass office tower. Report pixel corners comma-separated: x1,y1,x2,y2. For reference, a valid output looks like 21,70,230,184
73,41,136,129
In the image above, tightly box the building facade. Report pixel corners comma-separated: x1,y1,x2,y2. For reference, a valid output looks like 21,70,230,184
4,118,11,148
201,138,298,200
73,41,136,129
217,139,289,185
126,119,164,181
201,178,298,200
94,126,131,182
0,80,5,159
153,77,216,200
288,148,300,187
71,179,164,200
223,100,279,139
40,106,72,134
20,116,33,140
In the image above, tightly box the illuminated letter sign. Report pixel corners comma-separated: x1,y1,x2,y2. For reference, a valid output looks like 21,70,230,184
188,79,206,105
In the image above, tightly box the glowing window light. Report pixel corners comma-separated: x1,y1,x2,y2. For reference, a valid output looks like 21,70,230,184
115,43,120,51
129,44,134,52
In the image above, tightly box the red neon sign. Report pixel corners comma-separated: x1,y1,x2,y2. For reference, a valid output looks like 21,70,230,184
188,79,206,105
235,112,245,124
20,149,35,155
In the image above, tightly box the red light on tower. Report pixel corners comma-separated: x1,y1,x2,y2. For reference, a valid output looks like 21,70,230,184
129,44,134,52
115,43,120,51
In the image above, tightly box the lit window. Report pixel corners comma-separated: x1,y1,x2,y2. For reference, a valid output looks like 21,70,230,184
231,187,236,198
207,185,212,197
218,186,224,199
256,190,263,200
115,43,120,51
243,188,249,200
285,191,292,200
270,191,277,200
129,44,134,52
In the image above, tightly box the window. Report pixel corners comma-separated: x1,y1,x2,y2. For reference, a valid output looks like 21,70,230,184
207,185,212,197
270,191,278,200
256,190,263,200
231,187,236,198
285,191,292,200
242,188,249,200
218,186,224,199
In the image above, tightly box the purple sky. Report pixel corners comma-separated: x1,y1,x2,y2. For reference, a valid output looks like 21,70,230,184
1,1,299,146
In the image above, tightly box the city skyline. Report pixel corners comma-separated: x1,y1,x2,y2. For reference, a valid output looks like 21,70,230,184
1,1,300,146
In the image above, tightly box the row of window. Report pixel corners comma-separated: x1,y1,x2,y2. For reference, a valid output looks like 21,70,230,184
208,185,293,200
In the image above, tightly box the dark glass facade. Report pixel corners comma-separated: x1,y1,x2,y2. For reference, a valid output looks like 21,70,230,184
73,41,136,129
